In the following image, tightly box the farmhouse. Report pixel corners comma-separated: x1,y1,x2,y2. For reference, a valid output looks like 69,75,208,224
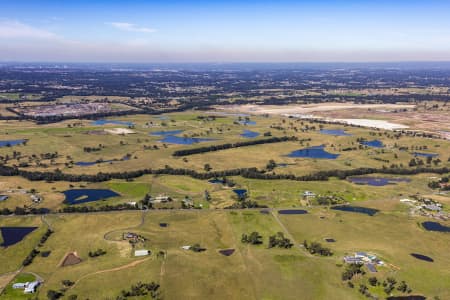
13,281,41,294
302,191,316,198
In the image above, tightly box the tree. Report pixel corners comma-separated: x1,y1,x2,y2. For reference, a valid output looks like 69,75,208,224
47,290,63,300
368,276,378,286
204,164,212,172
341,263,364,281
241,232,263,245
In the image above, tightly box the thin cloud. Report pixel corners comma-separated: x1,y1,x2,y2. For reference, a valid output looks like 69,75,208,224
107,22,156,33
0,20,58,39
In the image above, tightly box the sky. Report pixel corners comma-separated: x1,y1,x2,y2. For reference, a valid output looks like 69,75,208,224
1,0,450,62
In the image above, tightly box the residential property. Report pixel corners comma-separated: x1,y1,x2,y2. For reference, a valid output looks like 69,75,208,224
30,194,42,203
13,281,41,294
302,191,316,198
343,252,384,270
0,195,8,202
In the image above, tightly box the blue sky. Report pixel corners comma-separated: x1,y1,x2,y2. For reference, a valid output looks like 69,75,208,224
1,0,450,62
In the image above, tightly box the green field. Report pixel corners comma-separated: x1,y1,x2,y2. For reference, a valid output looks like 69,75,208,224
0,208,448,299
0,111,449,299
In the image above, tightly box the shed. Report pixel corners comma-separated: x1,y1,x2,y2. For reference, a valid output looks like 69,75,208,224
366,263,377,273
12,282,28,289
24,281,40,293
134,249,150,257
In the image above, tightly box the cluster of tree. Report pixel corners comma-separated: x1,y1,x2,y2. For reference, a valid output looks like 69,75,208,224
172,136,297,156
314,194,345,205
303,240,333,256
60,203,140,213
0,206,50,215
83,146,103,153
61,280,74,287
0,160,449,186
39,229,54,246
268,232,293,249
428,176,450,190
118,281,161,299
47,289,64,300
22,248,40,266
341,263,365,281
241,232,263,245
23,229,53,266
88,248,107,258
226,200,267,209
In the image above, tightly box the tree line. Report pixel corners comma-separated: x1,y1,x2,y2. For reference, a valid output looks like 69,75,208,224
0,163,449,184
172,136,298,156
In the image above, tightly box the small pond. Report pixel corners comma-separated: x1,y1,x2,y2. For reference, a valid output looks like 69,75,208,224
0,139,27,148
347,176,410,186
63,189,120,205
219,249,235,256
410,253,433,262
287,145,339,159
233,189,247,197
91,120,134,126
159,223,169,228
240,130,260,138
75,159,115,166
360,140,384,148
421,221,450,232
324,238,336,243
150,130,184,136
331,205,379,216
412,152,438,158
0,227,38,247
278,209,308,215
159,135,214,145
209,179,225,184
319,129,351,136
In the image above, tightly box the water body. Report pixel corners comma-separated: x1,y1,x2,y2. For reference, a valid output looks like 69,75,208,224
233,189,247,197
278,209,308,215
91,120,134,126
75,159,114,167
0,227,38,247
208,179,225,184
0,139,27,148
412,152,439,158
319,129,351,136
219,249,235,256
410,253,433,262
360,140,384,148
348,177,411,186
325,238,336,243
331,205,379,216
240,130,260,138
150,130,184,136
422,221,450,232
159,135,214,145
287,145,339,159
159,223,169,228
63,189,120,205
